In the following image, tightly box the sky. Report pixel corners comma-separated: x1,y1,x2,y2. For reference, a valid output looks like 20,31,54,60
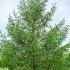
0,0,70,44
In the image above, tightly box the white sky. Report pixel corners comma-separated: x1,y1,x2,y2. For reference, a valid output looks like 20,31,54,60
0,0,70,43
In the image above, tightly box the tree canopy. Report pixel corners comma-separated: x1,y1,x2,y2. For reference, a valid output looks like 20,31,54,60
0,0,70,70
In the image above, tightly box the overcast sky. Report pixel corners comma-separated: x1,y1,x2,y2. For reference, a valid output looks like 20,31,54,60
0,0,70,43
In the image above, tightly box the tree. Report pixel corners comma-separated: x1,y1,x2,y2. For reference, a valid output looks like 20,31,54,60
0,0,70,70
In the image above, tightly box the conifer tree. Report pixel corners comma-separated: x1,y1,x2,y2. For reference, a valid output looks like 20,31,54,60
0,0,70,70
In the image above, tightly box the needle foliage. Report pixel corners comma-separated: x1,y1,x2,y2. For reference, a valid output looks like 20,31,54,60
0,0,70,70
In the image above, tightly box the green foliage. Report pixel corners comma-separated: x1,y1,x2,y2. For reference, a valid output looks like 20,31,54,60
0,0,70,70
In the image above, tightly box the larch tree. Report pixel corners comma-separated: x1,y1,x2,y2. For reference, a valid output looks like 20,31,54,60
0,0,70,70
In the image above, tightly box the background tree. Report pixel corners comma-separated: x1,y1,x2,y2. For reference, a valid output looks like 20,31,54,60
0,0,70,70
